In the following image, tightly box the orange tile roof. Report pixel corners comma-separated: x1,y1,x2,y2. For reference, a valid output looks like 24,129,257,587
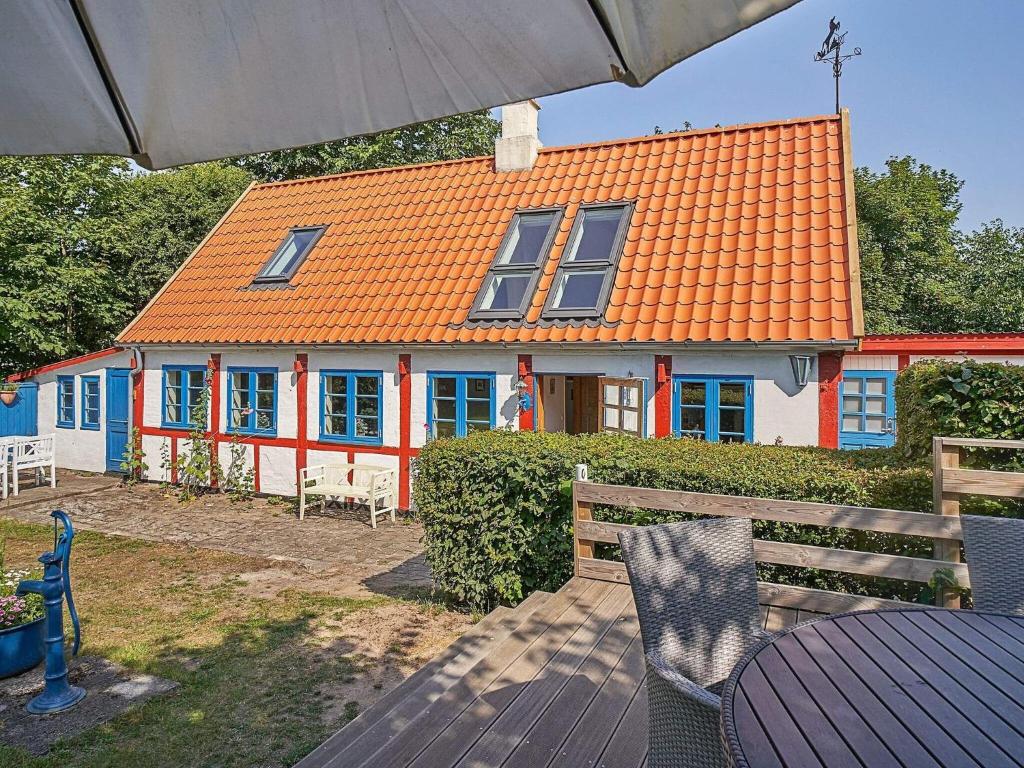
118,113,862,346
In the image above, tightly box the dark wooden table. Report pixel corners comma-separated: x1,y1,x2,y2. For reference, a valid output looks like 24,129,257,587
721,607,1024,768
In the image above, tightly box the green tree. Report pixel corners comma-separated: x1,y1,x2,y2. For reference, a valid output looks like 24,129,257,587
855,157,964,333
956,219,1024,332
0,156,132,374
227,111,500,182
118,163,252,312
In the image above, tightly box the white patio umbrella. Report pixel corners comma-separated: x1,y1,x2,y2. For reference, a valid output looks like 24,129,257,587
2,0,799,169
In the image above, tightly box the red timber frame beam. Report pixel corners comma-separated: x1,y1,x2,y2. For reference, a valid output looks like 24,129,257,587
654,355,672,438
208,353,222,487
398,354,412,509
517,355,534,432
817,351,843,449
131,350,145,481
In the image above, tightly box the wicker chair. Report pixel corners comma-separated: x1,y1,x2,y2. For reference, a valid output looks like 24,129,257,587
962,514,1024,615
618,517,763,768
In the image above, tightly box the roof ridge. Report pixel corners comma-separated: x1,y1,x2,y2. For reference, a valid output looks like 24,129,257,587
252,113,843,190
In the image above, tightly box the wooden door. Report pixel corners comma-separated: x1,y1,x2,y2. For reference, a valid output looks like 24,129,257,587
597,377,644,436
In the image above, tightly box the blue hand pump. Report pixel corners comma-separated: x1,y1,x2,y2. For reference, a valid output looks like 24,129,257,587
16,510,85,714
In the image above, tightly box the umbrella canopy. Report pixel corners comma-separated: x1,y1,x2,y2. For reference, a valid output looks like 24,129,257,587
2,0,799,169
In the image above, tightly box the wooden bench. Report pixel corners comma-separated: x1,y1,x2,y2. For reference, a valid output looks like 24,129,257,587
299,463,397,527
9,434,57,497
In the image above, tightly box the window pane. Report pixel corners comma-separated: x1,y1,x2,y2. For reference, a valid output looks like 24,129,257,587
720,433,745,444
565,207,624,263
551,270,605,310
479,272,532,311
465,420,490,434
356,376,378,396
434,420,457,438
603,407,619,429
497,212,556,265
263,228,319,277
719,383,746,407
256,372,275,392
255,411,274,431
466,378,491,398
681,407,705,434
356,395,379,418
681,382,706,406
167,370,182,390
433,398,456,422
166,383,180,407
843,378,863,394
325,414,347,435
842,414,861,431
719,408,746,436
434,377,456,399
865,396,886,415
622,410,638,432
466,399,490,423
603,385,620,406
356,417,379,438
842,395,861,414
230,408,246,430
327,375,347,395
188,370,206,389
865,415,886,432
865,378,887,395
166,404,181,424
257,391,274,410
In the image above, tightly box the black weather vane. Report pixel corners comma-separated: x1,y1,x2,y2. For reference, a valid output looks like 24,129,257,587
814,17,861,114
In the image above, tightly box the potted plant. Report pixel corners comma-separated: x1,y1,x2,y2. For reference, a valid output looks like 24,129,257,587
0,382,19,406
0,541,44,678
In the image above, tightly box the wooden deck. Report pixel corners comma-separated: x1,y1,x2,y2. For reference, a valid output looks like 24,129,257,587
298,577,813,768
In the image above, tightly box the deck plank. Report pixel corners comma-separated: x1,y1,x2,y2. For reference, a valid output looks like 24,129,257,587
594,674,649,768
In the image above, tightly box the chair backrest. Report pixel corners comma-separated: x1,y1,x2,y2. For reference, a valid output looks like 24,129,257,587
618,517,761,687
14,434,54,463
962,514,1024,615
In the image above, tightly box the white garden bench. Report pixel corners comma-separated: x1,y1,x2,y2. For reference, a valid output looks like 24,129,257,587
299,463,397,528
8,434,57,497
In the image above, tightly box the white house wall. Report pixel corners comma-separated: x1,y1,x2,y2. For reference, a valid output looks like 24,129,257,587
34,350,133,473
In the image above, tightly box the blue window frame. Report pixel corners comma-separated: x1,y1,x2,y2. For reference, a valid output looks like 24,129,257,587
226,368,277,435
839,370,896,449
162,365,208,429
80,376,101,430
672,375,753,443
319,370,383,445
427,372,496,439
56,376,75,428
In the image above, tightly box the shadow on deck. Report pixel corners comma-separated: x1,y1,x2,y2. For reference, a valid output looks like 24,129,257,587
298,577,810,768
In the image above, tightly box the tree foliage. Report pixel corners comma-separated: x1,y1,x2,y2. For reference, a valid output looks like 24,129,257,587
225,111,500,182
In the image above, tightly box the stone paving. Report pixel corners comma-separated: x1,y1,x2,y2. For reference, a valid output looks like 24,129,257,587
2,471,431,594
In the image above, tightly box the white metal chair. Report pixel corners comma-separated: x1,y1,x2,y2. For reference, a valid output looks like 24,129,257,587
12,434,57,496
299,463,397,527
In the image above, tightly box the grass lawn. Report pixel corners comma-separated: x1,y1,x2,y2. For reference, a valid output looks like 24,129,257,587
0,518,470,768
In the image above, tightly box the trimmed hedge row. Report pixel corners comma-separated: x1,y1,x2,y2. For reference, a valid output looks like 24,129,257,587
413,431,934,611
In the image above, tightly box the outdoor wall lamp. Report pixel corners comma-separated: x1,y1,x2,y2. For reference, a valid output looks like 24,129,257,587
515,377,533,413
789,354,813,389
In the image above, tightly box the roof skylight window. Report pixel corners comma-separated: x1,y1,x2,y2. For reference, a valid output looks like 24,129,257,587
543,203,631,319
254,225,326,283
469,209,562,320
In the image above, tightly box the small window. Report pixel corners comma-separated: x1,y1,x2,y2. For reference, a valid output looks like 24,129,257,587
673,376,752,443
320,370,383,445
163,365,208,429
56,376,75,428
81,376,100,430
254,226,326,282
543,204,631,319
469,210,562,319
428,373,495,439
227,368,277,435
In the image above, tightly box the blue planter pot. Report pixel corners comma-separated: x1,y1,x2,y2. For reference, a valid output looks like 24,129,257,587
0,617,45,678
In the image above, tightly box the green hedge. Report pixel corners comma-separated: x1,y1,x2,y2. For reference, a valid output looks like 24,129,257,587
413,431,934,611
897,359,1024,459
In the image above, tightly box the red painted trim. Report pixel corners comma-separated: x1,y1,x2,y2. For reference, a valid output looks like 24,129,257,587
208,354,222,488
295,353,309,494
398,353,412,509
860,333,1024,355
897,354,910,371
131,356,145,480
8,346,122,382
654,355,672,438
517,355,534,432
170,438,178,484
817,352,843,449
253,445,261,494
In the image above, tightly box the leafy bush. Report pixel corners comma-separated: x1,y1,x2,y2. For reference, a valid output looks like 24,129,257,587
414,431,934,611
897,359,1024,459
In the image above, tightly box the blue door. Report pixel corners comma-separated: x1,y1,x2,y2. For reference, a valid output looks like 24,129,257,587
839,370,896,449
0,383,38,436
105,368,131,472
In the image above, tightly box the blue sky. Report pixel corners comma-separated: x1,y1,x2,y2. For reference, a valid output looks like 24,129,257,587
528,0,1022,233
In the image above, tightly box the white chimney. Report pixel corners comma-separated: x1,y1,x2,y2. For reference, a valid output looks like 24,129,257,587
495,100,542,172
